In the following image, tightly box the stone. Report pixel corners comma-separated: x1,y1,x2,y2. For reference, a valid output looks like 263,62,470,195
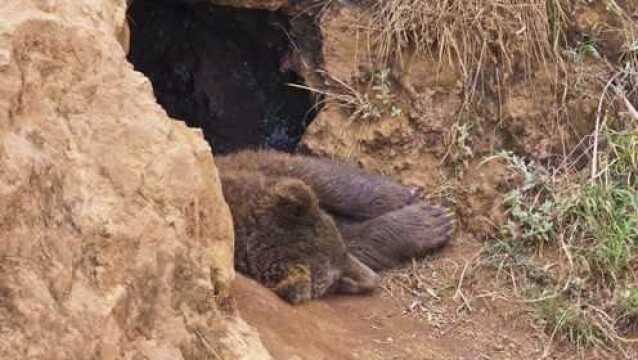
0,1,270,359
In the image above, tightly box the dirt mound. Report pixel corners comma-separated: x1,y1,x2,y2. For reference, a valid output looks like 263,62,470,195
0,1,269,359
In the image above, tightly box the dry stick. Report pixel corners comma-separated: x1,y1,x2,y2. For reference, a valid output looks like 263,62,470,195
555,134,595,174
454,261,473,313
591,75,620,181
510,268,518,297
541,314,562,359
587,304,638,356
621,93,638,121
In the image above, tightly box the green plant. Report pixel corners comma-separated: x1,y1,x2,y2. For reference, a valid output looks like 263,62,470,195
371,68,393,105
567,184,638,281
578,39,601,58
482,117,637,354
563,38,601,63
505,190,558,244
605,128,638,186
537,298,605,351
486,151,559,245
617,288,638,320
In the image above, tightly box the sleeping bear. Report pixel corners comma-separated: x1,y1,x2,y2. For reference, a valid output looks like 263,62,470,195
216,150,455,304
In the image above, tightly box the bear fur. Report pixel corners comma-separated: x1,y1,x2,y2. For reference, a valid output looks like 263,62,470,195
336,202,455,271
215,149,422,220
217,150,456,303
219,170,380,304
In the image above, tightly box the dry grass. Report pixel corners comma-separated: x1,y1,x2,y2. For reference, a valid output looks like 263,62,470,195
306,0,573,121
288,68,406,122
364,0,565,81
288,72,383,121
381,259,452,327
308,0,637,122
380,251,489,331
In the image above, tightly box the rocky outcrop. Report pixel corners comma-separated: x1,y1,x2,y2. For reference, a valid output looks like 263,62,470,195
0,1,270,359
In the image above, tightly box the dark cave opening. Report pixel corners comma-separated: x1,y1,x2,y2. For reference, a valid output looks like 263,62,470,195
127,0,320,154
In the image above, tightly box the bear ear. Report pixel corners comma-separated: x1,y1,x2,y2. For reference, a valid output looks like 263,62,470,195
272,179,318,218
333,254,380,295
273,263,312,304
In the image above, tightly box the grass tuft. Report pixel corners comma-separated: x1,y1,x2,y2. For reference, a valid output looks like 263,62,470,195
365,0,565,81
536,298,606,351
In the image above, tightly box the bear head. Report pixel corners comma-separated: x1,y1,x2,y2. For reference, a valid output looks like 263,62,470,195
221,172,380,304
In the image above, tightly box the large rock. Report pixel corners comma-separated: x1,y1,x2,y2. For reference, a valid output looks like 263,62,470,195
0,1,270,359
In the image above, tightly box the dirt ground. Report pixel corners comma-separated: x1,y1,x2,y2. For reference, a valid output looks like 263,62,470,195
233,237,593,360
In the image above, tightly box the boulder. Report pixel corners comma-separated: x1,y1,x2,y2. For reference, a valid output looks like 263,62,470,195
0,1,270,359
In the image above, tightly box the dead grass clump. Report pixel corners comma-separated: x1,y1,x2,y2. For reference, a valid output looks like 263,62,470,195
288,69,405,122
365,0,565,81
380,257,472,328
309,0,569,121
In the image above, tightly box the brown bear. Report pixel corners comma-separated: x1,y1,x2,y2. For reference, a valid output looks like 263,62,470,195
216,150,456,274
219,170,380,304
335,202,455,271
215,149,422,220
216,150,455,303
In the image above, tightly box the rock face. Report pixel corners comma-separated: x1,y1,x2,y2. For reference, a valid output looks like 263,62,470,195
0,1,269,359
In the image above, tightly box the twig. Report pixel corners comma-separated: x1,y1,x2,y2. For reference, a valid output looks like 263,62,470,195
621,93,638,121
454,261,473,313
591,74,620,181
541,314,562,359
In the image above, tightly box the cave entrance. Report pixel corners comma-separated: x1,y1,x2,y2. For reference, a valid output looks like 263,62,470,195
127,0,319,154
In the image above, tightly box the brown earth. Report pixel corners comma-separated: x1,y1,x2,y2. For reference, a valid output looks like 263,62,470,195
234,239,591,360
234,275,452,360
